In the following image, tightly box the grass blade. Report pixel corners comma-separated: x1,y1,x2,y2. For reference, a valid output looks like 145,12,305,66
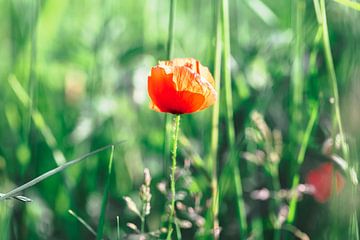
117,216,121,240
208,0,222,237
287,103,319,223
333,0,360,11
319,0,350,162
69,209,98,237
222,0,248,237
9,75,66,166
0,144,115,201
97,145,115,240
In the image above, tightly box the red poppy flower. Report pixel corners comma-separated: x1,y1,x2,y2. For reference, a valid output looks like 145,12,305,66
147,58,217,114
306,163,345,203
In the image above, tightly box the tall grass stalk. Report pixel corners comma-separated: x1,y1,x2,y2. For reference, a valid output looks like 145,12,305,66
288,0,308,225
166,114,181,240
317,1,358,238
270,165,281,240
28,0,38,136
163,0,177,177
288,3,306,227
318,0,350,162
209,0,222,237
0,202,11,239
222,0,247,238
96,145,115,240
287,104,318,223
290,0,305,133
9,75,67,166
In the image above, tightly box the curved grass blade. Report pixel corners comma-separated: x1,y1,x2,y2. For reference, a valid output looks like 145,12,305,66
333,0,360,11
0,194,32,203
68,209,98,237
96,145,115,240
0,144,116,201
287,103,318,223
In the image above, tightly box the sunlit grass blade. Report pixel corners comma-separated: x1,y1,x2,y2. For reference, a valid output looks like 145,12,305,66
349,210,360,240
8,75,66,166
318,0,350,162
175,220,182,240
68,209,98,237
97,145,115,240
313,0,322,23
290,0,305,143
207,0,222,237
222,0,247,237
333,0,360,11
0,193,32,203
0,202,12,240
0,144,115,201
117,216,121,240
287,103,318,223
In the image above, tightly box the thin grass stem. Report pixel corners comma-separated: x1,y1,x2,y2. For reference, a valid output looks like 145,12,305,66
209,0,222,237
287,104,318,223
271,166,281,240
97,145,115,240
222,0,247,238
68,209,98,237
116,216,120,240
291,0,305,128
163,0,177,177
0,144,115,200
319,0,350,162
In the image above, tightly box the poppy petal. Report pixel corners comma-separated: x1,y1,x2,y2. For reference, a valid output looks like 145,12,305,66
148,58,217,114
306,163,345,203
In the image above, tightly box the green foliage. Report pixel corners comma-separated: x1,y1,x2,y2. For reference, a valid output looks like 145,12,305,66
0,0,359,239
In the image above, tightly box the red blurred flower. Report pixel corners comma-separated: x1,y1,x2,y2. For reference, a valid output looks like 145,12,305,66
147,58,217,114
306,163,345,203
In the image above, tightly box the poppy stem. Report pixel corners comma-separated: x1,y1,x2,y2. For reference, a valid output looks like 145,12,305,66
167,114,181,240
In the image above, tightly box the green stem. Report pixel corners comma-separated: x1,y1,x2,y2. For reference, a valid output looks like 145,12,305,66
141,211,145,233
287,104,318,223
163,0,177,177
97,146,115,240
167,0,176,60
209,0,222,238
222,0,247,238
166,114,181,240
289,0,306,192
116,216,120,240
319,0,349,161
271,166,281,240
291,0,305,126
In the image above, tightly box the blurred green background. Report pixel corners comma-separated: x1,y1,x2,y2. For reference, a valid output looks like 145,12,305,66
0,0,359,239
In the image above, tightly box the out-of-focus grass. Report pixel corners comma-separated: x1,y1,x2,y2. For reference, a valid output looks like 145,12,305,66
0,0,359,239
